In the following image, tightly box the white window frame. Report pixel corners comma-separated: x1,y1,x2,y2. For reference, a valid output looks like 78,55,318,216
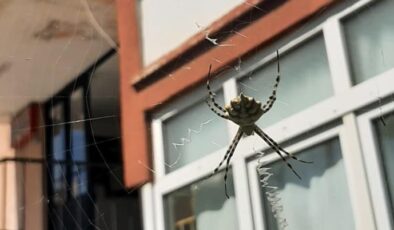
140,0,394,229
358,102,394,230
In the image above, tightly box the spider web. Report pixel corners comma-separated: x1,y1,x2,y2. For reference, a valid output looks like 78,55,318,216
0,0,384,230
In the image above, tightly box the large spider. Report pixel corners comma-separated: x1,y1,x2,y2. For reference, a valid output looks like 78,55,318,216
206,51,312,198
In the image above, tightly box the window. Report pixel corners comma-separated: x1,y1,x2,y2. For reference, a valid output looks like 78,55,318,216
45,53,142,230
260,138,354,230
358,103,394,229
164,171,237,230
238,34,333,128
162,90,228,172
147,2,394,230
374,112,394,218
343,0,394,84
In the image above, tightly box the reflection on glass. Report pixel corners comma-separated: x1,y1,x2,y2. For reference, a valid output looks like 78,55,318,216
163,90,228,172
374,112,394,219
239,35,333,128
50,103,67,230
50,104,66,194
70,89,88,196
260,138,355,230
343,0,394,84
164,171,238,230
69,89,92,229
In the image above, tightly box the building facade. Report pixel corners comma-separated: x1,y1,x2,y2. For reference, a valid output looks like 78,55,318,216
117,0,394,229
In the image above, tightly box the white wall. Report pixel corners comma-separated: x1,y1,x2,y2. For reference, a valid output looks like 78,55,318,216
0,121,18,230
140,0,243,65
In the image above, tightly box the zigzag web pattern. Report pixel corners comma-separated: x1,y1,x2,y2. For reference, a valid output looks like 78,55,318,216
257,152,288,229
167,119,214,168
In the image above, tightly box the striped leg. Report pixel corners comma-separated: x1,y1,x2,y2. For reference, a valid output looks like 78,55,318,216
256,127,312,164
206,100,228,119
253,126,302,180
223,128,243,198
262,50,280,113
206,65,227,113
209,128,243,177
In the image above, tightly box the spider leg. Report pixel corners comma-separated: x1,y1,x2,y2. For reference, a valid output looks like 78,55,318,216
206,100,228,119
224,128,243,199
208,128,243,178
253,125,302,180
262,50,280,114
255,126,312,164
206,65,227,113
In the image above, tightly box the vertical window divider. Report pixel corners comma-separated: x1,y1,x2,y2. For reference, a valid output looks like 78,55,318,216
154,182,166,230
223,78,239,139
232,156,254,230
141,183,155,230
340,113,376,230
247,159,266,230
152,119,166,179
323,17,352,94
224,75,255,230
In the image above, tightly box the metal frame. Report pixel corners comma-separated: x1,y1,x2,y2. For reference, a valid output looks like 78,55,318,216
142,0,394,229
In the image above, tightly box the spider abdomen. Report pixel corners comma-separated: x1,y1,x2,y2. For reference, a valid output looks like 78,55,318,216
225,93,264,126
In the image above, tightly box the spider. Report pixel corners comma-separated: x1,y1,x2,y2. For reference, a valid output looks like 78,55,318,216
206,51,312,198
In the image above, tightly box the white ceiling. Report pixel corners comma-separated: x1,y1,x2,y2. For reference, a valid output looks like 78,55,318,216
0,0,118,117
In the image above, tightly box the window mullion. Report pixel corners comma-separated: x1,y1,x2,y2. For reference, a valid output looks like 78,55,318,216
340,113,375,230
232,156,254,230
223,78,239,139
142,183,156,230
152,119,166,179
323,18,352,94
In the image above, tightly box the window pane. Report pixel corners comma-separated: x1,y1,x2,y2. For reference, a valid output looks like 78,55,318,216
164,171,238,230
238,35,333,128
343,0,394,84
374,112,394,218
259,138,355,230
163,90,228,172
49,103,67,230
70,89,88,196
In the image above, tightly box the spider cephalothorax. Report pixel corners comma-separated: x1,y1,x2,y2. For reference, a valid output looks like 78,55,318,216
206,51,312,198
225,93,264,135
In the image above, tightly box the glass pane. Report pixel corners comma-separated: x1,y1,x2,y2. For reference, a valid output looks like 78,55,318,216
163,90,228,172
374,112,394,218
238,35,333,128
49,103,67,230
343,0,394,84
164,171,238,230
259,138,355,230
50,104,67,195
70,89,88,196
69,89,93,229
